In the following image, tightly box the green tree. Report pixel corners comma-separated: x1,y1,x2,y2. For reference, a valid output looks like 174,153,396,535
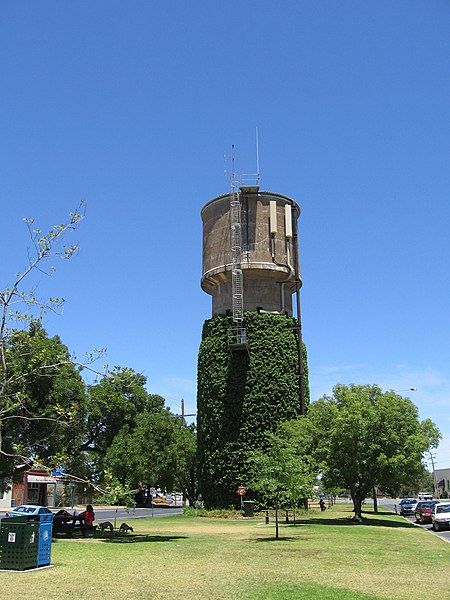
0,321,85,484
104,409,196,504
248,431,315,539
81,370,162,451
0,203,97,485
71,369,164,484
383,465,434,498
309,385,441,519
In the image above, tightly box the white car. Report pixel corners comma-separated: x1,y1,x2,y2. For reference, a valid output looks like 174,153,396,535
431,501,450,531
418,492,433,501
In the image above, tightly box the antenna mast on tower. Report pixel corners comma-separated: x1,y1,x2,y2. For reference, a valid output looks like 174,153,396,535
227,133,261,349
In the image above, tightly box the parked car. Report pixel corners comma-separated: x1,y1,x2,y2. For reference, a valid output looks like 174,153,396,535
399,498,418,516
431,501,450,532
415,500,439,523
6,504,52,518
418,492,433,501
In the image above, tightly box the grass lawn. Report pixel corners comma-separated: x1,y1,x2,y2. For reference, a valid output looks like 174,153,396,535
1,505,448,599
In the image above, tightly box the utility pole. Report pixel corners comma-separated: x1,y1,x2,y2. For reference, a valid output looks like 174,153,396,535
429,451,439,499
180,399,196,426
178,398,196,508
292,209,305,416
372,487,378,513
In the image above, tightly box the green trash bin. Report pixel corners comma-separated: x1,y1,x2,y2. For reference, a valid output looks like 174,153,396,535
0,517,39,571
242,500,255,517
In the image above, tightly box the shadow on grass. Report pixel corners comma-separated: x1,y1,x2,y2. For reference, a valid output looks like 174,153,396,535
363,509,396,516
252,536,297,542
290,515,412,528
99,534,188,544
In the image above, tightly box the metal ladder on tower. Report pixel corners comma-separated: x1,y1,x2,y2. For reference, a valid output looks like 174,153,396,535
228,180,247,349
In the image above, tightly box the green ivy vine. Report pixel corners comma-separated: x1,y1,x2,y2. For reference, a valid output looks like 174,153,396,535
197,311,309,508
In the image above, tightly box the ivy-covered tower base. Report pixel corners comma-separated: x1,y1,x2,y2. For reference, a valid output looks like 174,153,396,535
197,312,309,508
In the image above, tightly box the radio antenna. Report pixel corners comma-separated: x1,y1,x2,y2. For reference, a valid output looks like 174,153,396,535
255,127,260,184
231,144,236,188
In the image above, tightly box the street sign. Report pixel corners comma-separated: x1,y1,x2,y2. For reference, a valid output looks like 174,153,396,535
236,485,246,497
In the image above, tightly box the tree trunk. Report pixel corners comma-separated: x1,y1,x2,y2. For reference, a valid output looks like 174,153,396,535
351,491,364,520
275,507,279,539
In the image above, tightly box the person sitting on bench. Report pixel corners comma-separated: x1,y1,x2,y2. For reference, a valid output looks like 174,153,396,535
79,504,96,534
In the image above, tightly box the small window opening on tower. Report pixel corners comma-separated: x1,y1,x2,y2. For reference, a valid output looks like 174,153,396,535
228,326,248,351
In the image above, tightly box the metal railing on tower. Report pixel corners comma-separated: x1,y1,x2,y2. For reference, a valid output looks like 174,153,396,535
229,159,246,349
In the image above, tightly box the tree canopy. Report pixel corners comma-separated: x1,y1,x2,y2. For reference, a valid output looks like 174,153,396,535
104,410,196,503
0,321,85,483
0,208,195,504
248,430,315,538
307,384,441,519
79,369,163,457
0,204,91,487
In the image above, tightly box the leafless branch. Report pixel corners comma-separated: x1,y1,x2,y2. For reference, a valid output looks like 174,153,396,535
0,202,87,462
1,415,69,424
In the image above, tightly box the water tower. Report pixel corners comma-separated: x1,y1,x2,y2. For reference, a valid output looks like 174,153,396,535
201,186,301,316
197,181,308,508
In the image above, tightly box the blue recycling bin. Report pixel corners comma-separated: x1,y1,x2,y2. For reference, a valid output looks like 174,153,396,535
37,512,54,567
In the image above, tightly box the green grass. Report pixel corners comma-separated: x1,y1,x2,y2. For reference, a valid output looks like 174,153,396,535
1,505,449,599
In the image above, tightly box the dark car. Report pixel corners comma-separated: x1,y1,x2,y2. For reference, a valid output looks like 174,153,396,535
415,500,439,524
399,499,417,516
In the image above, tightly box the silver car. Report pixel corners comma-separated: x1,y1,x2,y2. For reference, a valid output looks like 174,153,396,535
399,499,417,516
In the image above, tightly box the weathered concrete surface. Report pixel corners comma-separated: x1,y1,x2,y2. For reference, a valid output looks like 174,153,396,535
201,189,301,315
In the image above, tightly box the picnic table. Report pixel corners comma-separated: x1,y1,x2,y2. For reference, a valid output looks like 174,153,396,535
52,511,96,537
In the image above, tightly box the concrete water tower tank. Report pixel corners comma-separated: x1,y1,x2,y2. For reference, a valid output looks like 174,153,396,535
201,186,302,316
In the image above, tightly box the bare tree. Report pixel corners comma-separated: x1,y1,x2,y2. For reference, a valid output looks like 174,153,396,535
0,201,105,475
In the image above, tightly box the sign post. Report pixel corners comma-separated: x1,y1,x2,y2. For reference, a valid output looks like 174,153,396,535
236,485,246,511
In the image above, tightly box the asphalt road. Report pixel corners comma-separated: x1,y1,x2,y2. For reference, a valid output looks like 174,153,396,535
84,506,182,522
0,506,182,521
378,498,450,543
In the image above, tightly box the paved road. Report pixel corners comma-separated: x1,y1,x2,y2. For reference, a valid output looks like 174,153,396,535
84,507,182,521
0,507,182,521
378,498,450,543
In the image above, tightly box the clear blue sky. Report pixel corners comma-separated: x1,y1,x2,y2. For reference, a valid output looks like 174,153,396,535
1,2,449,468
